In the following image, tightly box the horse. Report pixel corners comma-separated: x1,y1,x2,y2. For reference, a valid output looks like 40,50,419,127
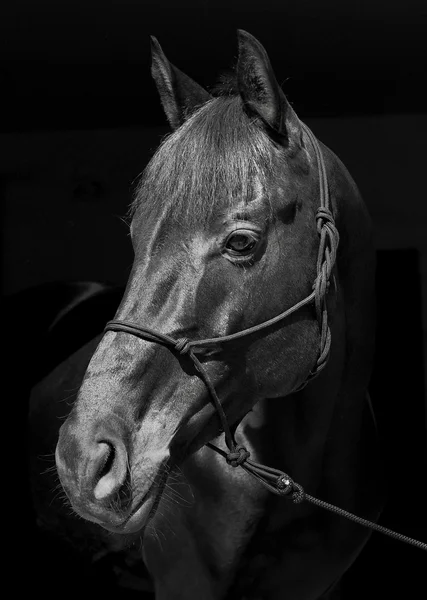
43,30,385,599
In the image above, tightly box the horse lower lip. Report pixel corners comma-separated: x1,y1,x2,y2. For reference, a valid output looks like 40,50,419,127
104,476,163,534
123,498,155,533
100,493,156,534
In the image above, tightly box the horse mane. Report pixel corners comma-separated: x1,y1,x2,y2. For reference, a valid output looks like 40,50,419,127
130,75,281,228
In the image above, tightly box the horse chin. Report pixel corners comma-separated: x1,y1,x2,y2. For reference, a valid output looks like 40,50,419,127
98,485,161,535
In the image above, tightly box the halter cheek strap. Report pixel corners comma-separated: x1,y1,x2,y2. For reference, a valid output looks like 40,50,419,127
103,123,426,551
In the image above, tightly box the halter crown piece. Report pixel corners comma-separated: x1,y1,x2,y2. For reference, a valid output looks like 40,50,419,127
104,122,426,551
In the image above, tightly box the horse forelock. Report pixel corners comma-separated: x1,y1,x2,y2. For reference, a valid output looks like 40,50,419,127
130,96,282,229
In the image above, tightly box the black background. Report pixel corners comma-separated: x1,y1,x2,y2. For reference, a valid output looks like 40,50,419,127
1,0,426,131
2,1,426,598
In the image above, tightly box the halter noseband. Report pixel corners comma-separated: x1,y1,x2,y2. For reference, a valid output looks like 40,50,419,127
104,122,339,494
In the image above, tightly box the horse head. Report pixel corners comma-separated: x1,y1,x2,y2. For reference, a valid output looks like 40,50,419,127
56,30,335,535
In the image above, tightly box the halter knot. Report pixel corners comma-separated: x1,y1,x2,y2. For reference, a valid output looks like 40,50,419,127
291,482,306,504
316,206,335,225
174,338,192,355
226,445,250,468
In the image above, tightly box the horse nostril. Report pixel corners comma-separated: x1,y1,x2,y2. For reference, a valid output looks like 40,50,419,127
93,441,125,501
97,441,116,477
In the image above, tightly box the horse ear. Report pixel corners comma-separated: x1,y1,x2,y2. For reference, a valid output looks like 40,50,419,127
150,36,212,130
236,30,301,144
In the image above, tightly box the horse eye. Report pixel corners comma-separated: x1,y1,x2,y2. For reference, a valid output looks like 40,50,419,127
225,232,257,255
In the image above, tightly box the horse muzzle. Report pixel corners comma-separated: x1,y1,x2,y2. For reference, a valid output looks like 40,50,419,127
55,414,163,533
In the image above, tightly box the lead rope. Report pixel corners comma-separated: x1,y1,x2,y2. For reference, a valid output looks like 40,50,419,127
104,122,426,552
